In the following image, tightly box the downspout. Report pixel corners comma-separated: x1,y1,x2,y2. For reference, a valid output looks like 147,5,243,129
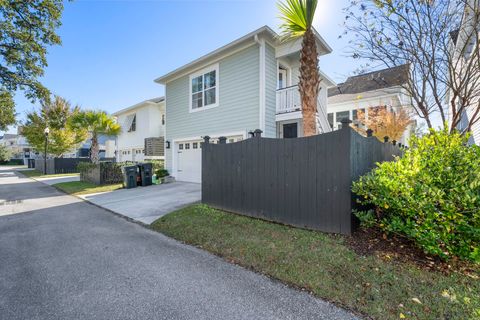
254,35,266,134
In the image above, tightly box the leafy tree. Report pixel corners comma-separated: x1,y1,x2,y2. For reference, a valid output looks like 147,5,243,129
0,89,16,131
70,110,121,164
0,1,64,128
22,96,87,157
278,0,321,136
343,0,480,133
0,144,11,162
355,106,414,142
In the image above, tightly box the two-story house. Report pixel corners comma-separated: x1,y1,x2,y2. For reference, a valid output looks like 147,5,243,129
154,26,334,183
113,97,165,162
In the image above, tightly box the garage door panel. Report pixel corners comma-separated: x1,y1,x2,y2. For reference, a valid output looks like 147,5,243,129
175,142,201,183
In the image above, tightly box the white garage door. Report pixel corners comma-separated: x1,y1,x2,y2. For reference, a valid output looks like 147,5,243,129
176,141,202,183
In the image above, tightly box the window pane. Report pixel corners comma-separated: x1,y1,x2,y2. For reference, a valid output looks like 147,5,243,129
327,113,334,128
192,76,203,93
193,142,198,149
204,88,216,106
204,70,216,89
336,111,349,122
192,92,203,109
179,144,183,150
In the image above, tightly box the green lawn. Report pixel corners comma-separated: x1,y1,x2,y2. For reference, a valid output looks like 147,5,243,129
151,204,480,320
52,181,123,195
18,169,80,178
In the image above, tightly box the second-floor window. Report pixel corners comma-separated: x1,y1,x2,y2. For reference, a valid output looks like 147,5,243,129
190,64,219,112
125,114,136,132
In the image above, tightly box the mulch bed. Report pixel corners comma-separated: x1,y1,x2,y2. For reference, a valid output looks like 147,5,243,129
345,227,479,278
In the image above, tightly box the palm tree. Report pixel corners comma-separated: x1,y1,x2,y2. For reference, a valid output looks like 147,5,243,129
278,0,321,136
70,110,121,164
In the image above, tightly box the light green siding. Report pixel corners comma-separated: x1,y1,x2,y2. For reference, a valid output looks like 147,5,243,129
264,43,277,138
165,45,260,172
291,64,300,85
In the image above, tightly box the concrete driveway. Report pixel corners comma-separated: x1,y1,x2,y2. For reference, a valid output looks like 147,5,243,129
0,166,358,320
79,182,201,224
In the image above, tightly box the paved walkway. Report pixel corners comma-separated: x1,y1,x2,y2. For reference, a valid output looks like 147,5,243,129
79,182,201,224
0,166,359,320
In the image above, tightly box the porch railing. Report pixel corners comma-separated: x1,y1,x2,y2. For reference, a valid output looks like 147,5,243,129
276,84,332,133
276,85,301,114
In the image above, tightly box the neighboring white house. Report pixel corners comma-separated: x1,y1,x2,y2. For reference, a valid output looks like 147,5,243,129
327,64,415,145
113,97,165,162
451,0,480,145
154,25,334,183
0,132,38,164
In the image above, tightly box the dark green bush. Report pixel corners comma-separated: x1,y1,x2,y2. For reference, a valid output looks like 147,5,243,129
155,169,169,178
352,128,480,263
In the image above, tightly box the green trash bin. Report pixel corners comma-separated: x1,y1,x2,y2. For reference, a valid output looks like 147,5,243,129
138,163,153,186
122,165,138,189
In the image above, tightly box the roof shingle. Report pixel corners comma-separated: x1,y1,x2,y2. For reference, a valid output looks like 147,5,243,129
328,64,410,98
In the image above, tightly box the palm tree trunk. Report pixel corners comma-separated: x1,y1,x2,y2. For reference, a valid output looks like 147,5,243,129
299,28,320,137
91,133,100,164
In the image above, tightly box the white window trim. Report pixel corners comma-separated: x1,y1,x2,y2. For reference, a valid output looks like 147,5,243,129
188,63,219,113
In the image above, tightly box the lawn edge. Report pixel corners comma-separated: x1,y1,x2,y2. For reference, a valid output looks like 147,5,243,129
151,210,368,320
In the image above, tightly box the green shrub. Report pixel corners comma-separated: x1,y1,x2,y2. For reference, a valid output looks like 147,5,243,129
155,169,169,178
77,162,96,172
352,128,480,263
150,159,164,172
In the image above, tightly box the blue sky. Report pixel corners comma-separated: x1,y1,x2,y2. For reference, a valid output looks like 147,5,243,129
9,0,355,133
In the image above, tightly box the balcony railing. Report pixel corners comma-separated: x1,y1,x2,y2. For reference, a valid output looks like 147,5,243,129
276,84,332,133
276,85,301,114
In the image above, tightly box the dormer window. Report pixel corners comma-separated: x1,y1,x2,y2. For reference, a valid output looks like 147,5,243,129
189,64,219,112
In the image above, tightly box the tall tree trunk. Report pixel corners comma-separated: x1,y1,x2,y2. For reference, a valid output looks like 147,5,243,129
299,28,320,137
91,133,99,164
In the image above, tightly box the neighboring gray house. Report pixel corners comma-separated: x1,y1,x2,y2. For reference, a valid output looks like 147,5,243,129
328,65,415,145
155,25,334,183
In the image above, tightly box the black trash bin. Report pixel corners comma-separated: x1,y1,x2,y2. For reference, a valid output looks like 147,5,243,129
138,163,153,186
122,165,138,189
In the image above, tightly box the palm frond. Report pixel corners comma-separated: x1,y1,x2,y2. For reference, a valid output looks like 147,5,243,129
277,0,318,40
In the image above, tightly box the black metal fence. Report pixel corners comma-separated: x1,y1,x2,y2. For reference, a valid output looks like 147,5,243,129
201,123,403,235
35,158,91,175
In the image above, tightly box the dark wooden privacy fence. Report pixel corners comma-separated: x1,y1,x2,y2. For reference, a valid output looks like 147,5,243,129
80,162,123,185
201,124,403,235
35,158,91,175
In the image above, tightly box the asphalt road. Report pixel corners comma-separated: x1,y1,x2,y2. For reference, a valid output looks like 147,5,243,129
0,167,358,320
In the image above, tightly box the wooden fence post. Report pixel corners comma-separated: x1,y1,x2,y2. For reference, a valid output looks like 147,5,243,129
366,129,373,137
340,118,352,129
253,129,263,138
